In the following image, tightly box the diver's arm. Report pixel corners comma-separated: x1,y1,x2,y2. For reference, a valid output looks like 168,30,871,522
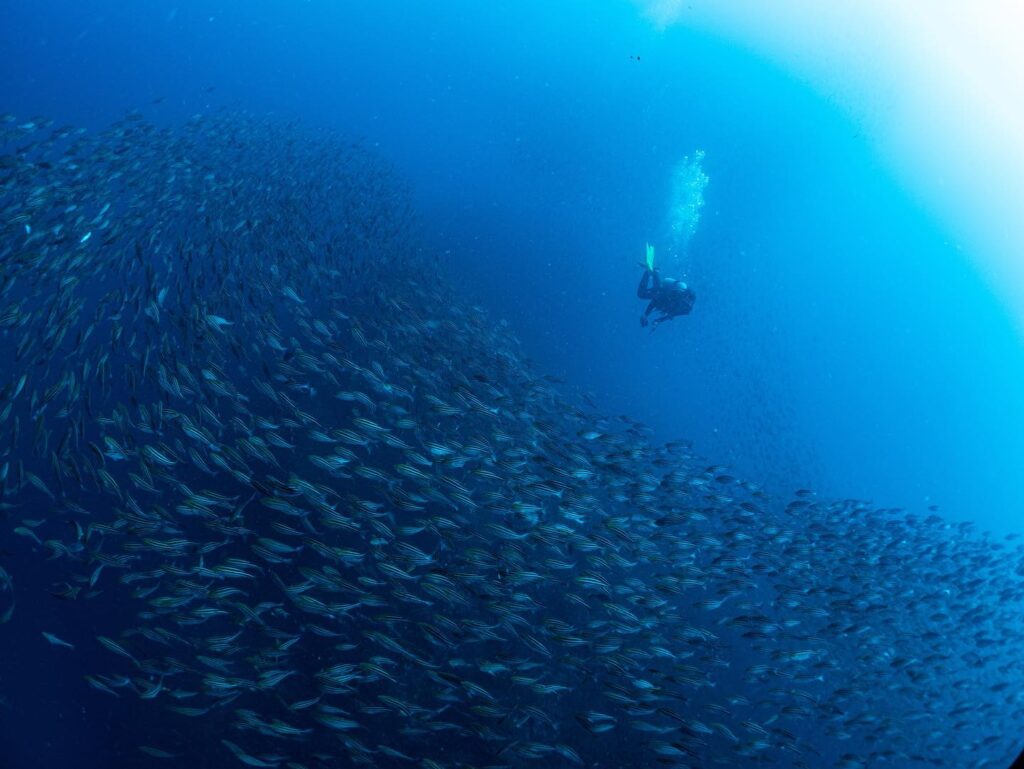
641,300,657,326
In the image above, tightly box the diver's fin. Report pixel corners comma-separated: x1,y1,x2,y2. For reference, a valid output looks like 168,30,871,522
645,243,655,271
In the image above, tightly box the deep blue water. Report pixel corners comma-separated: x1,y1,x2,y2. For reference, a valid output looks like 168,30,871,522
3,2,1024,768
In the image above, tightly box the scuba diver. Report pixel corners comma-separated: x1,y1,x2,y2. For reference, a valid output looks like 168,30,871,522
637,243,696,327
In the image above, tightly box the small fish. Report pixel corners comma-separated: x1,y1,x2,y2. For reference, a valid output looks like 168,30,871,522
42,632,75,650
97,636,136,664
205,314,234,329
13,527,42,546
138,747,177,759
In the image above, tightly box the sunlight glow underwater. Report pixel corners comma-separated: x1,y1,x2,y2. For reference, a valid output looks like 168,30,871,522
635,0,1024,332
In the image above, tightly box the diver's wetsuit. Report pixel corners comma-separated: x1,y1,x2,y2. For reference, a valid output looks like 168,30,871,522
638,269,696,327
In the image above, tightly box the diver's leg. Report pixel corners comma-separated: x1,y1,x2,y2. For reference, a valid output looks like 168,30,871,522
637,270,654,299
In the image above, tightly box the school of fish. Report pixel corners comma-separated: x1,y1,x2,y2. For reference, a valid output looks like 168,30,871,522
1,110,1023,768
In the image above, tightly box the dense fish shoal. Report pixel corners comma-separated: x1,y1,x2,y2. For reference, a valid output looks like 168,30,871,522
0,110,1022,769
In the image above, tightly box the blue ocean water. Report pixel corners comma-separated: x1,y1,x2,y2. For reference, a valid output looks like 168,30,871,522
3,2,1024,768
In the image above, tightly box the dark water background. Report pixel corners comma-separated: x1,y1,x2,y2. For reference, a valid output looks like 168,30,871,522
3,2,1024,767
